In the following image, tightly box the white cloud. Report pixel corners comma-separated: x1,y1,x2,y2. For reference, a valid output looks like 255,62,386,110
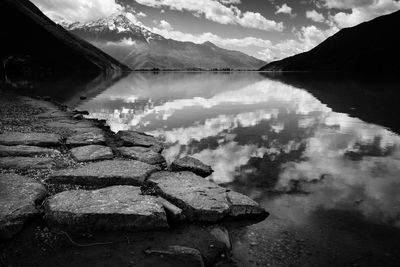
31,0,123,22
276,3,296,17
134,0,284,31
306,9,326,22
320,0,400,28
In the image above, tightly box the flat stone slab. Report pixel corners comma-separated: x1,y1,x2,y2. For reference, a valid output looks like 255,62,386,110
0,132,61,147
0,145,60,157
66,131,106,147
46,120,95,130
46,160,160,186
118,147,166,167
70,145,113,162
170,156,213,178
0,157,54,170
145,245,204,267
45,186,168,231
0,174,47,239
117,131,164,152
147,172,268,222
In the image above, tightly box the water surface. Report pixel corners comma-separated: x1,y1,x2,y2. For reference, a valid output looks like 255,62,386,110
79,72,400,266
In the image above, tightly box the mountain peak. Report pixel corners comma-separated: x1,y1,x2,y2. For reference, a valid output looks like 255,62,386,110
202,41,216,47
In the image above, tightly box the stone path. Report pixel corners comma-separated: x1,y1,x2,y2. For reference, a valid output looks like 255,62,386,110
45,186,169,231
170,156,213,177
0,174,47,239
47,160,160,186
0,94,268,245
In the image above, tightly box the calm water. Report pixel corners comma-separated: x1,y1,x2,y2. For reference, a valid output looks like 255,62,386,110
78,72,400,266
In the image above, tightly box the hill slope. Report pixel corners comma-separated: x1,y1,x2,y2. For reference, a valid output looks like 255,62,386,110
65,14,266,70
0,0,130,76
260,10,400,72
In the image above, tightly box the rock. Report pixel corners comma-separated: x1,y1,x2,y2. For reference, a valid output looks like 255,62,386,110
72,114,83,120
0,145,60,157
0,174,47,239
70,145,113,162
35,110,72,119
170,156,213,178
210,227,231,250
145,246,204,267
66,131,106,147
0,132,61,147
147,172,268,222
73,110,89,115
46,120,95,131
0,157,54,170
45,186,168,231
46,160,159,186
118,147,166,167
156,197,185,222
117,131,164,152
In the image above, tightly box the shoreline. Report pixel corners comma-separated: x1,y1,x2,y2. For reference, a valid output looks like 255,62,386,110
0,90,268,266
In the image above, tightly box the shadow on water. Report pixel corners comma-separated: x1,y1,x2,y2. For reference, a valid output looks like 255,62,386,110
0,70,128,107
261,72,400,135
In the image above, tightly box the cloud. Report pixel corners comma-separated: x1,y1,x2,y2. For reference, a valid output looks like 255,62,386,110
320,0,400,28
258,25,338,61
275,3,296,17
134,0,284,31
31,0,123,22
306,9,326,22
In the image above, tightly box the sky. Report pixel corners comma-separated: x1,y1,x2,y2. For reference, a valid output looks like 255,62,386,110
32,0,400,61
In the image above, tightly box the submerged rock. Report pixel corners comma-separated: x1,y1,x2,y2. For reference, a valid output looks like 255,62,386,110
0,157,54,170
0,174,47,239
0,145,60,157
46,160,159,186
145,245,204,267
147,172,268,222
0,132,61,147
45,186,168,231
117,131,164,152
170,156,213,178
118,146,166,167
66,131,106,147
70,145,113,162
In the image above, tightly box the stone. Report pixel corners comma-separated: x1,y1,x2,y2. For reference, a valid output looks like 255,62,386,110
72,114,83,120
70,145,113,162
210,226,231,250
66,131,106,147
145,246,204,267
0,157,54,170
156,197,185,222
46,120,95,131
0,174,47,239
0,145,60,157
118,146,166,167
147,172,268,222
170,156,213,178
117,131,164,152
45,186,168,231
0,132,61,147
46,160,159,186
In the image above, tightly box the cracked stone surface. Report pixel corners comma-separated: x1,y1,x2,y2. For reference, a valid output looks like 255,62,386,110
45,186,168,231
66,131,106,146
147,171,268,222
0,132,61,147
170,156,213,177
0,174,47,239
0,157,55,170
117,131,164,152
0,145,60,157
70,145,113,162
118,146,166,167
46,160,160,186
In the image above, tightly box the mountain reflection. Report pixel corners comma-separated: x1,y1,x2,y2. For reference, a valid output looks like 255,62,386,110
79,72,400,227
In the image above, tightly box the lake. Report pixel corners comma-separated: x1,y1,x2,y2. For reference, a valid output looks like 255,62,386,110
77,72,400,266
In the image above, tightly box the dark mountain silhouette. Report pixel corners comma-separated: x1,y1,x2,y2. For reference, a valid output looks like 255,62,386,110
64,13,266,70
0,0,130,77
260,10,400,73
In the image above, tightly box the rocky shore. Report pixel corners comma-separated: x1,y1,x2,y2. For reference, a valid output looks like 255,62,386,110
0,90,268,266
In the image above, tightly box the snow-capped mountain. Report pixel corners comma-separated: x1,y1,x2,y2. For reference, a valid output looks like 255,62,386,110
63,13,266,70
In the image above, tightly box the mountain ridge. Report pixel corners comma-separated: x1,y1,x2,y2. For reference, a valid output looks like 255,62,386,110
63,13,266,70
260,10,400,73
